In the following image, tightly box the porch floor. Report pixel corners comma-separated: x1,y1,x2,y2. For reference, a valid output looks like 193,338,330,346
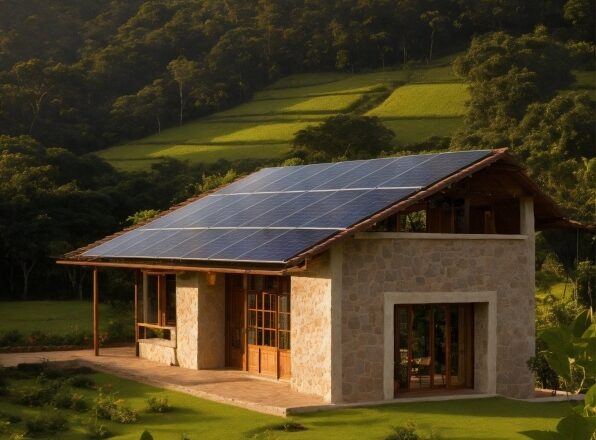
0,346,326,416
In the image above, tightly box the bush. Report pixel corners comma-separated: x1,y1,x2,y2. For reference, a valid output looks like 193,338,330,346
68,374,96,389
13,381,61,407
87,420,111,439
0,330,24,346
385,422,438,440
71,393,89,412
25,413,67,436
140,430,154,440
95,389,138,424
104,318,134,343
146,396,171,413
52,388,75,409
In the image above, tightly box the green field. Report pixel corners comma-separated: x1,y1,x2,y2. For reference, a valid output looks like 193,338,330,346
97,60,595,171
0,301,130,335
0,369,573,439
367,83,469,118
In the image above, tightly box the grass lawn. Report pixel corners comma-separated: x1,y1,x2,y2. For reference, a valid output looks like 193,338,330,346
0,301,131,335
0,369,574,440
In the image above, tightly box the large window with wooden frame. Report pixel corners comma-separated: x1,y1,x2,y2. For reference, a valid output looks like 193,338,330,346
394,303,473,396
137,272,176,343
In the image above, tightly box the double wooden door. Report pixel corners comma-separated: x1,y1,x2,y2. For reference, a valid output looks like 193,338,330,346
225,275,291,380
394,303,474,396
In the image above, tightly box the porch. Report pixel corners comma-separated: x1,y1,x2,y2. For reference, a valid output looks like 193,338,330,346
0,346,325,416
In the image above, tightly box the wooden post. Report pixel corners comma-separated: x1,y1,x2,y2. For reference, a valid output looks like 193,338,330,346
134,270,140,356
93,268,99,356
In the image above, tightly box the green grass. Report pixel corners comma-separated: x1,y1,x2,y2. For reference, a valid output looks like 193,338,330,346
367,83,469,118
0,370,573,439
0,301,130,335
536,281,575,300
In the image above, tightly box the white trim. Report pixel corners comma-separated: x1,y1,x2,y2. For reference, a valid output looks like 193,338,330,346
212,186,422,196
143,226,344,231
357,232,527,240
382,290,497,401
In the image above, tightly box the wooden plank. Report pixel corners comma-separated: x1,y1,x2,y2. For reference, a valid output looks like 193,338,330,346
93,268,99,356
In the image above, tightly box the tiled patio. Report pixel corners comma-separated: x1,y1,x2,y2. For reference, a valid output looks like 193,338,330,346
0,347,327,416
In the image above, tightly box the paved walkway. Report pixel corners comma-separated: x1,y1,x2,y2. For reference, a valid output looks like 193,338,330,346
0,347,326,416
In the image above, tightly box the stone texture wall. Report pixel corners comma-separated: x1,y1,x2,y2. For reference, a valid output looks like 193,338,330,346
291,253,336,401
341,236,535,402
176,272,200,369
138,340,177,365
175,272,225,370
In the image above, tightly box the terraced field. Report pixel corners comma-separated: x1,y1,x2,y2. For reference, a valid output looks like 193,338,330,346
97,60,594,172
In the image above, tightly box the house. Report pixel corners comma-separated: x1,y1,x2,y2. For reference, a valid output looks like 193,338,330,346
58,148,581,404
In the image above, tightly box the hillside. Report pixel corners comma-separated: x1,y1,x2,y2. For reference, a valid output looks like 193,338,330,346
97,58,468,171
97,62,594,172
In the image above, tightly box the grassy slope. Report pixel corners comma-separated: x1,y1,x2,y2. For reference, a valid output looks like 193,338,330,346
0,371,573,440
0,301,131,335
97,64,595,172
97,57,469,171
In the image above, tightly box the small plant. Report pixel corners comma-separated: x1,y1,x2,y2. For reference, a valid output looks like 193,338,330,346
87,418,111,439
71,393,89,412
271,421,306,432
385,422,439,440
52,387,74,409
25,412,67,436
95,389,138,424
146,396,171,413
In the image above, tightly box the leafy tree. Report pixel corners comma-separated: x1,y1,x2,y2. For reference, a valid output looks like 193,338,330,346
111,79,168,136
167,57,201,126
292,115,395,162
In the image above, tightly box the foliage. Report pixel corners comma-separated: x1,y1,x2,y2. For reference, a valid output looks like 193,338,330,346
140,429,154,440
146,396,171,413
385,421,438,440
94,389,139,424
24,412,67,437
126,209,160,226
292,115,395,161
67,374,97,389
198,169,238,193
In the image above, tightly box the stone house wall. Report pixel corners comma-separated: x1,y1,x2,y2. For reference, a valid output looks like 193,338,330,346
340,234,535,402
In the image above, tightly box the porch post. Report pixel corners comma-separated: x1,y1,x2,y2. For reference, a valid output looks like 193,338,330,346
134,270,140,356
93,268,99,356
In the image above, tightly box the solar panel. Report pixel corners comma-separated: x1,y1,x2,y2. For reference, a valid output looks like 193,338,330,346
81,150,492,263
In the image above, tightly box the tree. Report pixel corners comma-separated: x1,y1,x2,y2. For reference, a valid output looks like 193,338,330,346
420,10,448,63
292,115,395,162
167,57,201,126
111,79,167,135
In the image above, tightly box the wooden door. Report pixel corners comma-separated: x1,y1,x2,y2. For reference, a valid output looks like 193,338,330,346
225,275,245,369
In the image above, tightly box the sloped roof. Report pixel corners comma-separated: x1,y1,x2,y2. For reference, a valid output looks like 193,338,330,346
59,149,581,271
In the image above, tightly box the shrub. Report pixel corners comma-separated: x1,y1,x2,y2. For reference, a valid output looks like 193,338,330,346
385,422,438,440
0,330,23,346
0,410,21,424
52,388,75,409
87,420,111,439
140,430,154,440
13,381,61,407
271,421,306,432
25,413,67,436
71,393,89,412
68,374,96,389
146,396,171,413
95,389,138,424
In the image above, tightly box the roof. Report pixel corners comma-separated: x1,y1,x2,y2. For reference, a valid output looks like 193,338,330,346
59,149,582,272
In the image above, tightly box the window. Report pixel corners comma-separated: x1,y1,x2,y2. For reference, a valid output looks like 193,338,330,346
139,273,176,327
247,276,290,350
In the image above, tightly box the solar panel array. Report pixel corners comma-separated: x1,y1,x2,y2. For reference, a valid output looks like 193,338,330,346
82,150,491,263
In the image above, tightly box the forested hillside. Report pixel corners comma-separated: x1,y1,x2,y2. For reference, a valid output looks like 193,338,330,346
0,0,594,301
